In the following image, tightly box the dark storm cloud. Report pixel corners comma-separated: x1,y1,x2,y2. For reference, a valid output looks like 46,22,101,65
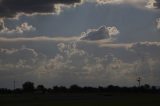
0,0,82,18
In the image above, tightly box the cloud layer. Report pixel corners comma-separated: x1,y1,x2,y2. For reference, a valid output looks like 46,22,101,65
0,38,160,88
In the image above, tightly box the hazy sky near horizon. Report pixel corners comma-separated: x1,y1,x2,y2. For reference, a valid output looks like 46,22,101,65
0,0,160,88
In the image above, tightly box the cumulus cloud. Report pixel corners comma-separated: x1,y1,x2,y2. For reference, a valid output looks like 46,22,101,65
80,25,119,41
57,42,86,58
0,46,40,71
80,26,109,40
0,59,33,69
152,0,160,8
0,0,82,19
40,42,160,85
15,22,36,33
0,48,18,55
0,19,7,31
130,42,160,59
146,0,157,8
36,42,87,80
0,19,35,34
1,39,160,87
0,46,38,59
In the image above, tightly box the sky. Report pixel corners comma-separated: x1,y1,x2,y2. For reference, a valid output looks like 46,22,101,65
0,0,160,88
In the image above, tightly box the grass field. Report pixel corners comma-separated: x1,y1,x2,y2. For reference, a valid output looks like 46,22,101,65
0,93,160,106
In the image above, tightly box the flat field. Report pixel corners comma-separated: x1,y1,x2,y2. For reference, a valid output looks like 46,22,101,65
0,93,160,106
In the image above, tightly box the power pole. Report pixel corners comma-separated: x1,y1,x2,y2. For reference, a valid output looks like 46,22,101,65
137,77,141,87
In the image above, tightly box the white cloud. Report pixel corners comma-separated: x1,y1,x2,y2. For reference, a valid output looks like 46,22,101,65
57,43,66,52
107,26,120,38
0,46,40,71
0,19,35,34
36,41,160,85
0,19,8,32
0,46,38,56
57,42,86,58
146,0,157,8
45,54,70,71
0,48,18,55
15,22,36,33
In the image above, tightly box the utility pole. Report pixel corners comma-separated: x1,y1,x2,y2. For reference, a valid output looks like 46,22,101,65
137,77,141,87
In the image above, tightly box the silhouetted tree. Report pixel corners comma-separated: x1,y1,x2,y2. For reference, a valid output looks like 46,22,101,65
70,85,82,92
144,84,150,89
53,86,67,93
37,85,46,94
1,81,160,94
0,88,11,94
14,88,22,94
22,81,34,93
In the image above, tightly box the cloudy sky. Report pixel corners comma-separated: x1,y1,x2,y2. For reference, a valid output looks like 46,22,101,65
0,0,160,88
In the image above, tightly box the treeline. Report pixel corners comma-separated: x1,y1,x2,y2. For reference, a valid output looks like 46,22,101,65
0,81,159,94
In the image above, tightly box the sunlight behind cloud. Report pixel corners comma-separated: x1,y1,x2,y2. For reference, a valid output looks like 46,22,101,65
96,0,159,9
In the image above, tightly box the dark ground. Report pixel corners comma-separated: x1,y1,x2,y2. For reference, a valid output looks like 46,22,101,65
0,93,160,106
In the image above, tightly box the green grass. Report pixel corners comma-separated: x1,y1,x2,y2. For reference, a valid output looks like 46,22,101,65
0,93,160,106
